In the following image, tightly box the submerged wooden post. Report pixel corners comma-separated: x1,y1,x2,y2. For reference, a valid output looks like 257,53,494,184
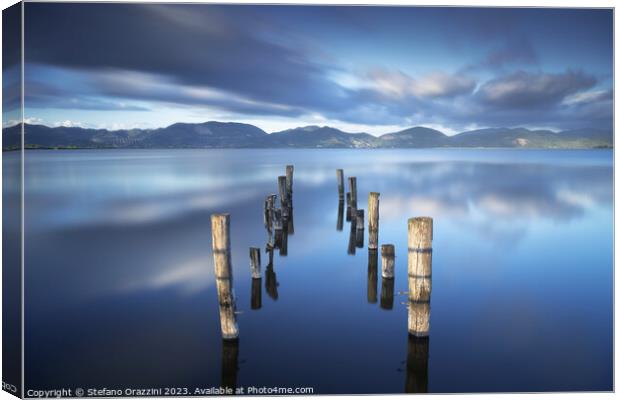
278,176,289,217
367,250,378,303
368,192,380,250
336,169,344,199
211,214,239,340
249,247,261,279
381,244,395,279
408,217,433,337
286,165,294,197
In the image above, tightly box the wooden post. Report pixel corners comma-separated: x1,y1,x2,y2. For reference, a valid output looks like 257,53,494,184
286,165,294,197
368,192,380,250
278,176,289,217
249,247,261,279
279,223,288,256
367,250,378,303
221,339,239,391
346,192,352,221
405,335,429,393
287,210,294,235
380,277,394,310
264,194,276,230
251,277,262,310
348,177,357,212
211,214,239,340
381,244,395,279
336,169,344,199
356,209,364,230
273,209,283,231
355,209,364,248
336,199,344,231
408,217,433,337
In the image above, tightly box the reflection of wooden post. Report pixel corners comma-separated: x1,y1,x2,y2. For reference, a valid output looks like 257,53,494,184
347,216,357,255
251,278,262,310
265,264,279,300
368,192,380,250
249,247,261,279
348,177,357,213
408,217,433,337
381,244,395,279
285,165,294,197
336,169,344,199
278,176,288,217
337,200,344,231
380,277,394,310
355,209,364,248
405,335,429,393
367,250,378,303
221,339,239,391
211,214,239,340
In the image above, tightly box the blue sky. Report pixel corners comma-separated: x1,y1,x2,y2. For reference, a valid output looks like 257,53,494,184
5,4,614,135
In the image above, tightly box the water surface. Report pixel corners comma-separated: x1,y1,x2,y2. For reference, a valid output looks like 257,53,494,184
19,149,613,393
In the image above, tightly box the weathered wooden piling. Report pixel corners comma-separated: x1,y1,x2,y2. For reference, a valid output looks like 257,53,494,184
405,335,429,393
368,192,380,250
407,217,433,337
355,209,364,247
251,278,262,310
249,247,261,279
278,176,289,216
211,214,239,340
286,165,294,196
381,244,395,279
337,200,344,231
287,211,295,235
346,192,352,221
356,209,364,230
380,277,394,310
274,209,283,231
221,339,239,390
264,194,276,230
336,169,344,199
348,177,357,212
279,224,288,256
367,250,378,303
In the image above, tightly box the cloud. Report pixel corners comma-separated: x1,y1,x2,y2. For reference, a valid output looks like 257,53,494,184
366,69,476,99
476,70,597,108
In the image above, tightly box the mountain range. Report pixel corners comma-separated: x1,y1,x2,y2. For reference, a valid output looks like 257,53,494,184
2,122,613,150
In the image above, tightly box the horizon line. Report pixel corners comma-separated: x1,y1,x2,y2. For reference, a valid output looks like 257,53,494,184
2,120,608,137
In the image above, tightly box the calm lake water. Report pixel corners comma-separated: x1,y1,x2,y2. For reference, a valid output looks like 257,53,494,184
15,149,613,393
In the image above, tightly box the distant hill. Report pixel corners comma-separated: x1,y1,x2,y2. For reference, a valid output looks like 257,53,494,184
269,126,380,148
2,122,612,150
381,127,448,148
